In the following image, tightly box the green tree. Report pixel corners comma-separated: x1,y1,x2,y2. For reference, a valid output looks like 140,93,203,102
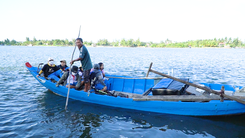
235,38,242,47
141,42,146,46
4,39,10,45
126,39,134,47
135,38,141,46
69,41,73,45
211,40,217,47
35,41,42,45
97,39,109,46
151,43,157,47
41,40,47,45
10,39,17,45
111,40,119,46
53,39,59,45
60,40,65,45
65,39,69,46
233,38,239,46
120,39,127,46
33,37,37,42
224,37,227,43
157,43,166,47
221,38,224,42
84,41,92,45
26,37,30,42
228,37,232,44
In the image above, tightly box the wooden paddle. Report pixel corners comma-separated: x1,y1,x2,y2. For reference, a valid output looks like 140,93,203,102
147,62,245,104
65,25,81,110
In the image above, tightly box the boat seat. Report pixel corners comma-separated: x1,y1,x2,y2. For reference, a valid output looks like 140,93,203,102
152,78,188,95
152,78,173,89
110,78,155,95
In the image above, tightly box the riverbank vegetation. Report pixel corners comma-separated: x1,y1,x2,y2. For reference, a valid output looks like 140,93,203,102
0,37,244,48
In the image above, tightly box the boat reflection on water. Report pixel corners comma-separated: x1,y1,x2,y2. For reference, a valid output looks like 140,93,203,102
37,90,245,138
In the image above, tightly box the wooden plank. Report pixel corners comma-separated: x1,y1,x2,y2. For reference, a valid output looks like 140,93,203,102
133,95,211,101
115,90,245,102
142,87,152,96
106,76,165,80
133,95,245,102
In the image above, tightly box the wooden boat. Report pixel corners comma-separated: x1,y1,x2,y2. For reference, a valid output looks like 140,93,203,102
25,62,245,116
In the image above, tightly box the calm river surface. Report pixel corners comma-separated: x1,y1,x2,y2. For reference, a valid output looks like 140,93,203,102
1,46,245,138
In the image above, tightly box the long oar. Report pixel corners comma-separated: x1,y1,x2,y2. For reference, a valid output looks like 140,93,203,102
65,25,81,110
147,62,245,105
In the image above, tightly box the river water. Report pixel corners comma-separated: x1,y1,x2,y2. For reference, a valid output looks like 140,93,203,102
1,46,245,138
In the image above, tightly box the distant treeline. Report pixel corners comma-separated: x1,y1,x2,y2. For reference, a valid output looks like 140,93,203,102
0,37,244,48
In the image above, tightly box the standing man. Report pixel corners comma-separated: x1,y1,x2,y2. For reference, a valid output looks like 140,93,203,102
70,38,92,92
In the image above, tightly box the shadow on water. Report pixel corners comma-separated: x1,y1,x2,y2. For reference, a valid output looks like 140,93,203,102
36,90,245,138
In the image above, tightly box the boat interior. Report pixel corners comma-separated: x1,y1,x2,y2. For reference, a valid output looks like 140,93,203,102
34,62,245,102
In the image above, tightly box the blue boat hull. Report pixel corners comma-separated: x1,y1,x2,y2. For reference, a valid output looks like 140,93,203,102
26,62,245,116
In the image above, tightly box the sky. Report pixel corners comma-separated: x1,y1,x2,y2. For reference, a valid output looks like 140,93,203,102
0,0,245,43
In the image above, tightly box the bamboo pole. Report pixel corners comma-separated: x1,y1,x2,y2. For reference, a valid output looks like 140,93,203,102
146,62,153,77
65,25,81,110
149,68,245,104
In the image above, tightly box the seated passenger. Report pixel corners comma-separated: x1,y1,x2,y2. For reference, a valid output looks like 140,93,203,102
98,62,105,77
58,59,69,77
56,66,81,90
90,64,107,92
36,57,61,82
78,65,84,87
98,62,112,89
91,62,105,77
58,59,69,72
